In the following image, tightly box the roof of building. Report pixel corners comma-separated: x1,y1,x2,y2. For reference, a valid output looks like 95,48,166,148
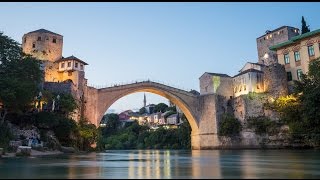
239,62,265,72
233,68,263,78
199,72,231,79
55,55,89,65
25,29,63,37
256,26,298,39
269,28,320,51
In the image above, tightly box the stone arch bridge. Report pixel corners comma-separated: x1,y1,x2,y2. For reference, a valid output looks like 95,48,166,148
84,80,225,150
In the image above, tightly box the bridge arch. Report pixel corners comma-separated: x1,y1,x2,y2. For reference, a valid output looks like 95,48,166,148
85,81,200,135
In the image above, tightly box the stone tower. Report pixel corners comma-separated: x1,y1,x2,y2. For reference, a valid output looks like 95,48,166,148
256,26,299,65
22,29,63,62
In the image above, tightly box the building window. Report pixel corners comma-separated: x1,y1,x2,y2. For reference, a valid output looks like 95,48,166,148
80,64,84,70
53,38,57,43
297,69,303,81
308,45,315,57
32,43,35,48
24,38,26,43
294,51,301,61
68,72,72,76
284,53,290,64
37,36,41,41
67,62,71,67
287,72,292,81
75,62,78,68
61,63,65,68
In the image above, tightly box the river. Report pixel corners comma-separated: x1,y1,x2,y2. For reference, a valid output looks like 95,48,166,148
1,149,320,179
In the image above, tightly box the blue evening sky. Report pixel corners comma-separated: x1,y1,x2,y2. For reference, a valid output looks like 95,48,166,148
0,2,319,113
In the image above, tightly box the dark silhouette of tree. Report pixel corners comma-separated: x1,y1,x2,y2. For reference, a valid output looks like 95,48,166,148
301,16,310,34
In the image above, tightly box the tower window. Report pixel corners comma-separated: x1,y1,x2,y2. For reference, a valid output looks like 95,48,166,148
75,62,78,68
37,36,41,41
67,62,71,67
53,38,57,43
80,64,84,70
61,62,65,68
32,43,35,48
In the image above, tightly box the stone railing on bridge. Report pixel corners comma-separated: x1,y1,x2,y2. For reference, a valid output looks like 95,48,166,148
87,80,199,97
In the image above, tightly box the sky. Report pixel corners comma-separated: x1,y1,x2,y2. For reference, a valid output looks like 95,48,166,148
1,2,319,114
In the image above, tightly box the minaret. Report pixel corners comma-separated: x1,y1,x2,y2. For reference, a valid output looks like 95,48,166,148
143,93,146,107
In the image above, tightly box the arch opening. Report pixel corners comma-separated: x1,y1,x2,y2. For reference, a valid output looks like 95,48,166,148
96,86,199,135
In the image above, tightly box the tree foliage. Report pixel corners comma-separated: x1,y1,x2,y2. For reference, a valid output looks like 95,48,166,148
154,103,168,113
0,32,42,124
269,58,320,146
218,113,242,136
97,114,191,150
301,16,310,34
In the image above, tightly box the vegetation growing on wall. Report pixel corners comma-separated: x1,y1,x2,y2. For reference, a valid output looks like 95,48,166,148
246,116,278,135
268,58,320,147
218,113,242,136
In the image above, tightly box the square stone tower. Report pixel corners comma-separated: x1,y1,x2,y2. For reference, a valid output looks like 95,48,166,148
256,26,299,65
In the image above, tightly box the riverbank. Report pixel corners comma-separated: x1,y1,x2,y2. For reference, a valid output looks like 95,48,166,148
1,149,63,158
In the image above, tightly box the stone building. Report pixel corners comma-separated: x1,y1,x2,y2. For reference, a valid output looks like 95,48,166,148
269,28,320,82
257,26,300,65
233,62,265,97
199,72,233,98
22,29,89,121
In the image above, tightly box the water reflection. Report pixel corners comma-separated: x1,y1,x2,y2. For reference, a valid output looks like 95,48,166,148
1,150,320,179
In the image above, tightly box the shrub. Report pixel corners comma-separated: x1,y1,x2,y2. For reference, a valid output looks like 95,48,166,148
218,113,242,136
246,116,277,135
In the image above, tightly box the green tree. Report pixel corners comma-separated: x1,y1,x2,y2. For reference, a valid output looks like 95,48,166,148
57,93,78,117
154,103,168,113
218,113,242,136
301,16,310,34
77,118,97,151
165,106,177,113
0,32,42,125
139,107,146,114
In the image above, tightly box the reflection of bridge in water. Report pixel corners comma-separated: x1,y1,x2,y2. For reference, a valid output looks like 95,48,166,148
84,80,222,150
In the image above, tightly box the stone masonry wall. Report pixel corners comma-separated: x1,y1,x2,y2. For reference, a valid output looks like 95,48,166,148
263,63,288,98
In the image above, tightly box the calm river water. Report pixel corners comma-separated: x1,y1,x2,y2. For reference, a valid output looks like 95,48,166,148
1,149,320,179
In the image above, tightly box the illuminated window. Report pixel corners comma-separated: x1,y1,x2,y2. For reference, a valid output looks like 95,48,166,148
297,69,303,81
61,63,65,68
53,38,57,43
67,62,71,67
308,45,315,56
75,62,78,68
287,72,292,81
294,51,301,61
284,53,290,64
37,36,41,41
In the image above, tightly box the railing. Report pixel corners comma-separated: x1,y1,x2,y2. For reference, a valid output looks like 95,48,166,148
87,79,193,93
